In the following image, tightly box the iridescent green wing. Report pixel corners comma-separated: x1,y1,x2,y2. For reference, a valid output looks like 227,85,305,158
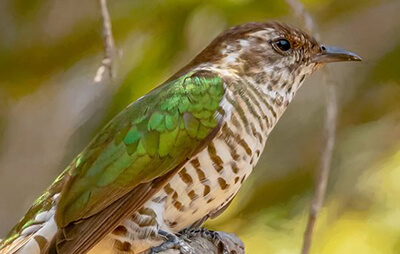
52,70,225,253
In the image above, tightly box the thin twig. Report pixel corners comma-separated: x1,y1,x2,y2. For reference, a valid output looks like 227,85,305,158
284,1,338,254
94,0,115,83
301,69,337,254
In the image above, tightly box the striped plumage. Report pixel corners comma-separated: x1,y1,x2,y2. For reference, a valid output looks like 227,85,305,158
0,21,361,254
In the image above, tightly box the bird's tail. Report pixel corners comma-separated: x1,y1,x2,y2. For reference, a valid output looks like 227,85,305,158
0,207,58,254
0,169,69,254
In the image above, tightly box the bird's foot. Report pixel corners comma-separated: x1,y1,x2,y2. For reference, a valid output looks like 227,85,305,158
149,229,194,254
180,228,229,254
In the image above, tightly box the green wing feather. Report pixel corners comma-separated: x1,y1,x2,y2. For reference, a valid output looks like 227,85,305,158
56,71,225,227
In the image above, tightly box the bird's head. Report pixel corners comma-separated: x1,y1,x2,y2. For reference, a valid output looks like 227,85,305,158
183,21,361,102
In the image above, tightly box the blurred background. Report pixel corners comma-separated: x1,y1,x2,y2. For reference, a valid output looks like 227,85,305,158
0,0,400,253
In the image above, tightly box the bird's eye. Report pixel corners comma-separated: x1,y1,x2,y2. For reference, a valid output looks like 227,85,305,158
273,39,291,53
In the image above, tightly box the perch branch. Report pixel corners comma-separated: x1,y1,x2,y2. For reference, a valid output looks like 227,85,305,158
155,231,245,254
94,0,116,83
284,1,337,254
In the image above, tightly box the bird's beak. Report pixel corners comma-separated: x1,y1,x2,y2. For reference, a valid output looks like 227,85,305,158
311,45,362,63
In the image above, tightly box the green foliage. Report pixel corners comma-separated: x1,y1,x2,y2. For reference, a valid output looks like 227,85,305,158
372,43,400,83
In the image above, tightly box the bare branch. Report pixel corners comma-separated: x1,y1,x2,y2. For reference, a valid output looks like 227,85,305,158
284,1,337,254
94,0,116,83
301,69,337,254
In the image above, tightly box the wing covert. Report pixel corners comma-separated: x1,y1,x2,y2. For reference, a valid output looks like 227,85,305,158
56,70,226,230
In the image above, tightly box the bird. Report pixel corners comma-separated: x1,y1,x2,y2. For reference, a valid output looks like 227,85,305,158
0,21,361,254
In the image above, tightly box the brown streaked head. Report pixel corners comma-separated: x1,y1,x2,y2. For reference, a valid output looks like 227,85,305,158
191,21,360,66
174,21,361,103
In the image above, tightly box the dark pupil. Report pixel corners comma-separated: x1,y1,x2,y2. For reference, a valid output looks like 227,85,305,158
276,39,291,51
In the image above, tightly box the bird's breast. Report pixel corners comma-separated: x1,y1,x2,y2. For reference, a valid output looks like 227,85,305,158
158,88,270,232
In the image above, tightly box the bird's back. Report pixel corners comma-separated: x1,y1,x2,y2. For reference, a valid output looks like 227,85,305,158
0,68,228,254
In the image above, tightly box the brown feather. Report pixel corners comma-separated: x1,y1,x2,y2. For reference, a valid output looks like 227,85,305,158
45,168,179,254
0,236,30,254
44,115,224,254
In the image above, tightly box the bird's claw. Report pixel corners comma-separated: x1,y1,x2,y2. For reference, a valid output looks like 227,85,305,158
149,230,194,254
181,228,230,254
